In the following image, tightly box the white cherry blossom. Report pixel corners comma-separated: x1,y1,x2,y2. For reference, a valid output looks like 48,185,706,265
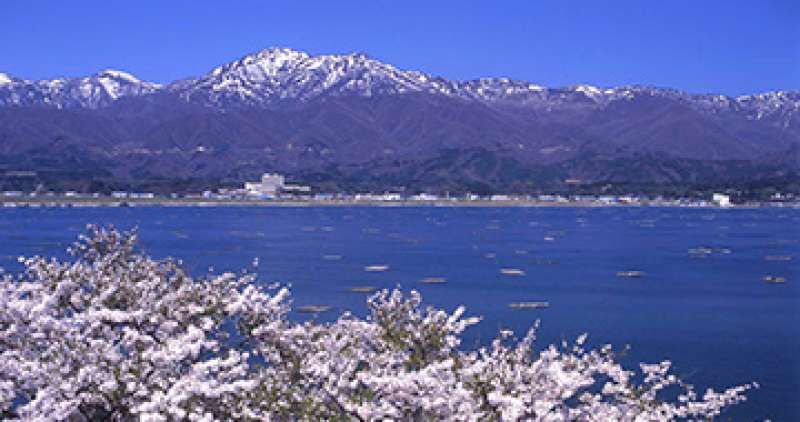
0,226,754,420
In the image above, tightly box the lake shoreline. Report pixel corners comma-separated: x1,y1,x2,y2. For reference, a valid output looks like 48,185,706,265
0,198,793,209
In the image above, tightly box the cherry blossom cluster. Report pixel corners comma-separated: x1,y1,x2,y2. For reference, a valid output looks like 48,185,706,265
0,226,754,420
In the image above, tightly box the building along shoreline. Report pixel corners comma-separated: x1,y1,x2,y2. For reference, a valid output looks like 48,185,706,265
0,197,794,209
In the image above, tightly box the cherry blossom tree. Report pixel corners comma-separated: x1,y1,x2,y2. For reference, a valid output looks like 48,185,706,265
0,226,755,421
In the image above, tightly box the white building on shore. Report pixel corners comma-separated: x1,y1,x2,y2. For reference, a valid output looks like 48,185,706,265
245,173,285,197
243,173,310,198
712,193,731,207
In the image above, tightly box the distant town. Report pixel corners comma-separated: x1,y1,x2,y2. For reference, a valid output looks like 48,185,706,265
0,173,797,208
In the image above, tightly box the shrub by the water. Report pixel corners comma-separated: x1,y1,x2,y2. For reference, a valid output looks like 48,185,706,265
0,226,754,420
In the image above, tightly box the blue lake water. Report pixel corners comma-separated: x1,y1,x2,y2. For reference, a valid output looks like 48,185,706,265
0,206,797,420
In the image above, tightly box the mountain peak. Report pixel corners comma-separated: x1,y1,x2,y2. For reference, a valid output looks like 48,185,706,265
244,47,311,68
94,69,142,83
0,68,161,108
210,47,310,77
184,47,441,105
253,47,310,61
571,84,607,98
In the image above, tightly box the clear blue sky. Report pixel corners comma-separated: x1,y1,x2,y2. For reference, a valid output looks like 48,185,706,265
1,0,797,96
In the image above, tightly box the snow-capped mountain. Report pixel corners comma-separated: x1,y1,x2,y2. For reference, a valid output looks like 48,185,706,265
736,91,800,128
169,48,800,120
169,49,605,108
0,69,161,109
0,47,798,193
173,48,457,106
1,47,798,122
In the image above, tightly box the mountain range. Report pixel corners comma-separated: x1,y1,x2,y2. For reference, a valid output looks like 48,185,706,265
1,47,798,193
